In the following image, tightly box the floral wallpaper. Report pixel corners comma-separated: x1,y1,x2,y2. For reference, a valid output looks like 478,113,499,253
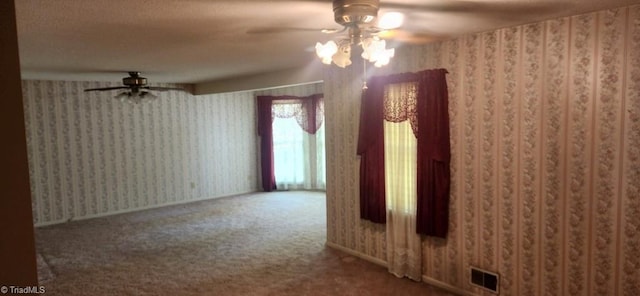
23,81,259,226
325,4,639,296
23,81,325,226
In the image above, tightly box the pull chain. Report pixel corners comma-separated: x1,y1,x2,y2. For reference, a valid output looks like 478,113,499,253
362,59,368,90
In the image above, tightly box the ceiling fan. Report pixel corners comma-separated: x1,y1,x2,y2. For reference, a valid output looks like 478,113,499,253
248,0,434,41
84,72,185,103
250,0,419,68
315,0,403,68
250,0,565,67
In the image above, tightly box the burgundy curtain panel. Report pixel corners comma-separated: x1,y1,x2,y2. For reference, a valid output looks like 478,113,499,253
357,76,387,223
257,96,276,192
416,69,451,238
256,94,324,192
296,95,324,134
356,69,450,238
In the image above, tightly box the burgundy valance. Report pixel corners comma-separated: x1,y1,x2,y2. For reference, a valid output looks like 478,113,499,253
270,94,324,134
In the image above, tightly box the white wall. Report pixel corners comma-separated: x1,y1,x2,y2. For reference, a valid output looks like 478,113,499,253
254,82,323,97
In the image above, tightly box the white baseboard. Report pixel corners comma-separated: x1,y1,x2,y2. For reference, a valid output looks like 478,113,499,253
325,241,475,296
34,190,258,227
325,241,388,267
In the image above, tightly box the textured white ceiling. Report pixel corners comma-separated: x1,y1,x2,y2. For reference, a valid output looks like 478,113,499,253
14,0,640,84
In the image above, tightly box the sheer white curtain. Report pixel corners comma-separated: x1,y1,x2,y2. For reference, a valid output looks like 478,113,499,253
272,116,305,188
272,101,326,190
384,83,422,281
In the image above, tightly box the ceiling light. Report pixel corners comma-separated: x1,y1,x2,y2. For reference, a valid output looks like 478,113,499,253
115,90,158,104
315,27,395,68
315,1,397,68
315,41,338,65
362,38,395,67
333,42,353,68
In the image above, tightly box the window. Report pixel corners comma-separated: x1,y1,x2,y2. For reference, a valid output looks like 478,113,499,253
383,82,422,281
271,98,325,190
257,94,326,192
356,69,450,238
273,116,305,186
383,82,418,214
384,120,416,214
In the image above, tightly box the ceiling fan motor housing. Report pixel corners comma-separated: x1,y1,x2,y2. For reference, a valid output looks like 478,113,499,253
122,72,147,87
333,0,379,27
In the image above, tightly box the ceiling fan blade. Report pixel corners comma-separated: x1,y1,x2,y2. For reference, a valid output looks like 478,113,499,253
378,29,443,44
378,1,568,21
84,86,129,92
84,72,184,98
143,86,185,92
246,27,343,34
380,1,487,13
297,0,477,13
298,0,565,14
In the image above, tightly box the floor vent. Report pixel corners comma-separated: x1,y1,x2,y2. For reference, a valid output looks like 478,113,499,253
470,267,499,293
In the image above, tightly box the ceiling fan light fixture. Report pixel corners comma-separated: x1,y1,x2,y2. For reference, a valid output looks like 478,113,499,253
115,90,158,104
332,43,353,68
115,92,130,102
138,91,158,99
372,48,394,67
362,38,394,67
317,0,394,68
315,41,338,64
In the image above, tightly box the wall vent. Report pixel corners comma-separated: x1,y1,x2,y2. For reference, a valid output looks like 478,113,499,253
469,266,499,293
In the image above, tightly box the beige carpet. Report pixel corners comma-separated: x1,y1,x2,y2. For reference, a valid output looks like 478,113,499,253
35,191,455,295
